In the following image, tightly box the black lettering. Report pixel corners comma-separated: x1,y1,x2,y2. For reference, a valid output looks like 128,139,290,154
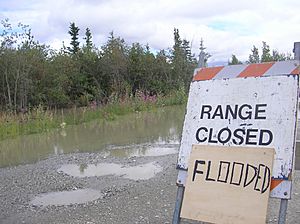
230,162,244,186
244,164,257,187
196,127,208,143
192,160,205,182
255,104,267,119
200,105,212,119
205,161,216,181
217,127,232,144
212,105,224,119
246,129,258,145
239,104,252,120
217,161,230,183
259,129,273,146
208,128,218,143
254,164,265,191
261,166,271,193
225,105,238,119
233,128,245,145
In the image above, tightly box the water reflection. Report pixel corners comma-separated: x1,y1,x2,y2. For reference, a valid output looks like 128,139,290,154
0,106,185,168
79,163,88,173
58,162,163,180
98,141,179,158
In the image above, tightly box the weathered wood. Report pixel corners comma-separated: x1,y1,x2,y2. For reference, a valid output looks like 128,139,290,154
181,145,274,224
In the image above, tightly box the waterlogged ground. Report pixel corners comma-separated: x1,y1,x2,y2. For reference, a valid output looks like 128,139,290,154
0,106,185,168
0,149,299,224
0,106,185,223
0,105,300,223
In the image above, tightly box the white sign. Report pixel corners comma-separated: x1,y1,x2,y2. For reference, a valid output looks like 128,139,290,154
177,75,299,199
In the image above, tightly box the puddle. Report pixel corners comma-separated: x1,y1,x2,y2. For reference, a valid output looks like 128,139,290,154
30,189,103,206
58,162,163,180
0,105,185,168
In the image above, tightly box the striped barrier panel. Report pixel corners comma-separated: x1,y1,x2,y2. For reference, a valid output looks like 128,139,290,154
193,60,300,81
177,60,300,199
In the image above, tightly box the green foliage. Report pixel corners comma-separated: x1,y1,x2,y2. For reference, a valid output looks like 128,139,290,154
272,50,292,61
228,54,242,65
0,18,295,120
198,38,211,67
248,45,260,63
247,41,291,64
157,87,188,106
171,28,197,92
0,19,50,112
261,41,272,62
100,31,129,99
83,27,93,51
0,20,197,114
0,89,187,140
68,22,80,55
1,18,294,141
0,20,196,140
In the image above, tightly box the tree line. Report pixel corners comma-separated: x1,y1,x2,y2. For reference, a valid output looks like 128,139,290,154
0,20,197,112
229,41,292,65
0,19,293,113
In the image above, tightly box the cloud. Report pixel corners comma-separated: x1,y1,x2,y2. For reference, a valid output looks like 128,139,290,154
0,0,300,64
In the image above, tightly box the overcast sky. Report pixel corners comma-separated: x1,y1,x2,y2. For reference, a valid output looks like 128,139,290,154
1,0,300,65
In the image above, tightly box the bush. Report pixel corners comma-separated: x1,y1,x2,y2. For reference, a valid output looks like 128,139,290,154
0,90,188,141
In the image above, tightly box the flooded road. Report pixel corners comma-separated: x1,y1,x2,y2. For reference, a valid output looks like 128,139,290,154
1,105,300,224
0,106,185,168
1,104,300,170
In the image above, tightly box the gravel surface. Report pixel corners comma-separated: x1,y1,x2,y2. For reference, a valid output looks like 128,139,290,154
0,152,299,224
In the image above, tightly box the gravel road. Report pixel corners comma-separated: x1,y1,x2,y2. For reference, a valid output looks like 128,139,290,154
0,152,299,224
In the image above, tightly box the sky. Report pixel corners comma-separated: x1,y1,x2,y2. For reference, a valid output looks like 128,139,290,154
0,0,300,65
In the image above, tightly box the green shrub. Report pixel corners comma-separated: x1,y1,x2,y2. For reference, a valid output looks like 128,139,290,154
0,89,188,141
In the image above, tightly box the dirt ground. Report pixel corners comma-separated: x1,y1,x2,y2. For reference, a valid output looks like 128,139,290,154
0,152,299,224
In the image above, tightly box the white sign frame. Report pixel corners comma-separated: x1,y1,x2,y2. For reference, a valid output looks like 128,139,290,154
177,75,299,199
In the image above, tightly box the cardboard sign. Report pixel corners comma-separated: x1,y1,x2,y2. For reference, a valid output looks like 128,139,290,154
177,75,299,198
181,145,275,224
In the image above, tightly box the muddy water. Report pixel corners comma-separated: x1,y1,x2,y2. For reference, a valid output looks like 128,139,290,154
1,104,300,170
0,106,185,168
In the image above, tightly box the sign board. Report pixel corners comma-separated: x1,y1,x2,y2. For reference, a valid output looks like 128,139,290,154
177,75,299,199
181,145,275,224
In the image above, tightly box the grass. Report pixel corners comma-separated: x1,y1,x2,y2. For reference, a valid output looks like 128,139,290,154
0,90,188,141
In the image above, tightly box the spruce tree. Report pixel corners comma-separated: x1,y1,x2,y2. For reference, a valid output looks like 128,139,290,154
84,27,92,51
68,22,80,55
228,54,242,65
198,38,211,67
261,41,273,62
248,45,260,63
